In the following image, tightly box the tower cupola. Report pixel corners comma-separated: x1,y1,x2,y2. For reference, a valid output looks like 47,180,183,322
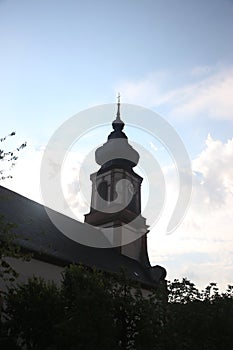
95,94,139,172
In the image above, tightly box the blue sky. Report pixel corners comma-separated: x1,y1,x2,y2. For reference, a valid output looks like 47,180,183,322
1,0,233,290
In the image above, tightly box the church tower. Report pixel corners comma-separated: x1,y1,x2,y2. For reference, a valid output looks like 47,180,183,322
85,96,150,266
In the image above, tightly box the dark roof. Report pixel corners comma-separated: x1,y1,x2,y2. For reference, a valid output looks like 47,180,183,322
0,185,157,287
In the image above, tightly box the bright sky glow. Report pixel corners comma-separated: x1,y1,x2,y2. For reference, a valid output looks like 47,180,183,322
1,0,233,290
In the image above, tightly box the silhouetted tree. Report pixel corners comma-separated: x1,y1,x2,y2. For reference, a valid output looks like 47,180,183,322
0,132,28,346
0,132,28,282
3,277,62,350
53,265,116,350
166,279,233,350
1,268,233,350
0,132,26,181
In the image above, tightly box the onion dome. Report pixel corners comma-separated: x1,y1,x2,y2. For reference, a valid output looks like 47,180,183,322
95,94,139,171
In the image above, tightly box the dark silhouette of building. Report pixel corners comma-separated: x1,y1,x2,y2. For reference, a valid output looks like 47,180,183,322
0,98,166,290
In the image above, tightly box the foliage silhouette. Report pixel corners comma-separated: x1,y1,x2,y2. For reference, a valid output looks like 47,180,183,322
0,132,26,181
0,132,28,284
1,266,232,350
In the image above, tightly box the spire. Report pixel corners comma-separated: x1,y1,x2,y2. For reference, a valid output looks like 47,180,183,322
112,93,125,132
116,92,121,121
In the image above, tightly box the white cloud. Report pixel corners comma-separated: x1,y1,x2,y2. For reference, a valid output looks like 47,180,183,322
149,135,233,290
190,136,233,215
171,69,233,121
117,65,233,121
61,150,94,221
116,71,177,108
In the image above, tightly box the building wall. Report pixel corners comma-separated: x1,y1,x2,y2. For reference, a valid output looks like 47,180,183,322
0,257,156,298
0,257,63,292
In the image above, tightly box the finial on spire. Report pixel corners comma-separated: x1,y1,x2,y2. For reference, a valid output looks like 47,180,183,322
117,92,120,104
116,92,121,120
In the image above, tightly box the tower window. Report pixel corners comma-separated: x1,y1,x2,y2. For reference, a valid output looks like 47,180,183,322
97,181,108,201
